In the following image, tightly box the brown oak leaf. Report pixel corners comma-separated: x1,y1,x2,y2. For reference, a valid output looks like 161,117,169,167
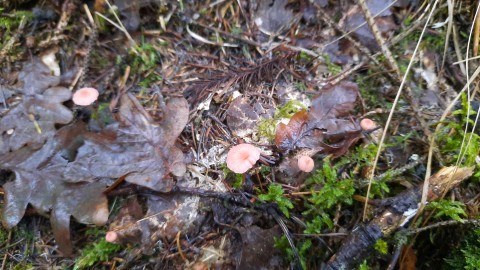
0,59,73,155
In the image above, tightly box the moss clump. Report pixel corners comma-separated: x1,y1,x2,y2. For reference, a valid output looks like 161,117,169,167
258,100,307,141
74,232,121,269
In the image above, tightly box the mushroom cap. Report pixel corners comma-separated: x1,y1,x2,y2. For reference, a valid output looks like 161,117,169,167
297,155,314,172
360,118,376,130
105,231,118,243
226,143,261,174
72,87,99,106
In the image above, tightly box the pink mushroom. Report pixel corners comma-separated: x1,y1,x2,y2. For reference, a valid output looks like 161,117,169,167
297,155,314,173
105,231,118,243
360,118,376,130
226,143,261,174
72,87,99,106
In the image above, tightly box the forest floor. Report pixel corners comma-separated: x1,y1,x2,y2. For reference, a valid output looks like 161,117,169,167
1,0,480,269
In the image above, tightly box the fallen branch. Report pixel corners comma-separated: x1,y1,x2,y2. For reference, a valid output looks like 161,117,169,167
324,166,473,270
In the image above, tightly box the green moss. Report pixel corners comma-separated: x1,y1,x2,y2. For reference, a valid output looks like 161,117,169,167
12,263,34,270
0,9,32,32
437,93,480,166
374,239,388,255
74,237,121,270
305,158,355,210
444,228,480,270
427,200,467,223
258,183,294,217
358,260,370,270
130,42,159,74
274,236,311,270
257,100,307,141
257,118,277,141
323,54,342,76
275,100,307,118
0,9,32,56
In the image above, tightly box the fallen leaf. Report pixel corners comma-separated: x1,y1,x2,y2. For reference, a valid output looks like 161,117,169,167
0,59,73,155
226,96,274,137
0,128,108,256
399,245,417,270
309,82,359,119
275,81,361,156
0,90,189,255
275,110,310,150
254,0,295,36
64,94,189,191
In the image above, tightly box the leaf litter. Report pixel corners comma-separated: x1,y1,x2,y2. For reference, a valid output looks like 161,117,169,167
1,0,479,269
0,60,190,256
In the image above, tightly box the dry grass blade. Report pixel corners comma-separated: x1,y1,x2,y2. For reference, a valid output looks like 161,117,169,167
363,0,440,220
440,0,454,71
456,2,480,168
186,25,238,47
96,0,138,54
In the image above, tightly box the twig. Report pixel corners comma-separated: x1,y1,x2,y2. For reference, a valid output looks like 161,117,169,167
405,219,480,235
440,0,454,71
357,0,401,76
38,0,74,48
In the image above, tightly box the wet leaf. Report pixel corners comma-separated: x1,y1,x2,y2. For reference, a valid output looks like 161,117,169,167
309,82,359,119
0,91,189,255
0,59,73,155
64,94,189,191
108,192,205,253
107,166,221,252
238,226,284,269
275,81,362,157
114,0,161,31
0,131,108,256
275,110,310,150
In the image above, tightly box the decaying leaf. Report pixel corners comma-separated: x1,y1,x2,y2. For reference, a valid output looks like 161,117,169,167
0,86,189,255
275,82,361,157
275,110,310,150
238,225,284,269
107,165,222,252
115,0,163,31
226,96,274,137
64,94,189,191
0,125,108,256
309,81,359,119
0,59,73,155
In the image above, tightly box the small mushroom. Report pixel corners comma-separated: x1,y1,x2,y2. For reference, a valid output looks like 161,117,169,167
360,118,376,130
297,155,314,173
72,87,99,106
226,143,261,174
105,231,117,243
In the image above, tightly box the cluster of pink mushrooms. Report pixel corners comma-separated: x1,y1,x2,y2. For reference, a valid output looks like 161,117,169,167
225,143,315,174
102,92,377,243
224,118,376,175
